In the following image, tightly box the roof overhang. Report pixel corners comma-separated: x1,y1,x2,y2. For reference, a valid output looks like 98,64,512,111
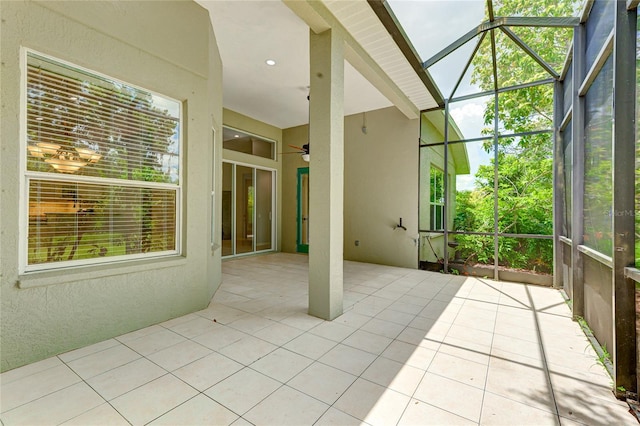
422,111,470,175
198,0,441,128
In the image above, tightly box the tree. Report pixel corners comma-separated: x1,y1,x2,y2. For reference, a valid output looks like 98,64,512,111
451,0,576,273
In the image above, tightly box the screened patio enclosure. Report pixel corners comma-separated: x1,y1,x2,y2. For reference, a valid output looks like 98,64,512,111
384,0,640,397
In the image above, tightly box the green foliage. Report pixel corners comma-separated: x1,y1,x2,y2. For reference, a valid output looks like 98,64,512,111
596,343,612,370
449,0,577,274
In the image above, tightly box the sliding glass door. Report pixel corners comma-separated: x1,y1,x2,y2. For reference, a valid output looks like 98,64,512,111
222,161,275,257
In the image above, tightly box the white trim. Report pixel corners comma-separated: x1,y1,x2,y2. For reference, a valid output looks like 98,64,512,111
25,48,183,113
223,125,277,161
221,160,277,258
253,167,257,252
19,256,187,288
24,171,179,190
24,250,180,274
429,164,445,231
232,164,237,255
211,127,218,251
222,159,277,173
19,47,29,276
20,49,184,274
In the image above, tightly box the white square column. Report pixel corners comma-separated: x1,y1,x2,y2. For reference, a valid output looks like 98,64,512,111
308,28,344,320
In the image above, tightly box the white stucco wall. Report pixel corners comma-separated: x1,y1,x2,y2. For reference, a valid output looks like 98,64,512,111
0,0,223,372
419,116,459,263
282,106,420,269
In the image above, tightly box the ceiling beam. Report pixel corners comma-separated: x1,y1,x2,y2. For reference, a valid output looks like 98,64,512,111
284,0,421,119
423,21,500,68
423,16,579,69
450,32,487,99
500,16,580,27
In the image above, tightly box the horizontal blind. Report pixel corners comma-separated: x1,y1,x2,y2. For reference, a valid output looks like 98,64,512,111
25,52,181,269
28,179,177,265
26,53,180,184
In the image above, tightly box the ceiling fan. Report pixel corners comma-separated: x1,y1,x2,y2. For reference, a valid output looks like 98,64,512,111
285,143,309,162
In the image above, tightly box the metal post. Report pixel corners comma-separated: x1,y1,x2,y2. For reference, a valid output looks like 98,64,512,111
611,0,637,394
553,80,565,288
443,100,449,273
493,93,500,281
490,30,500,281
571,23,586,318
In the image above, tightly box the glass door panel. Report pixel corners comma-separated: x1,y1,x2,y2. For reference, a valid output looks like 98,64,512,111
256,169,272,251
235,166,254,254
222,161,275,257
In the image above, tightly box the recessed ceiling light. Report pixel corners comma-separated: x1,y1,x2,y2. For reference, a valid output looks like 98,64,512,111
234,134,240,138
265,59,276,66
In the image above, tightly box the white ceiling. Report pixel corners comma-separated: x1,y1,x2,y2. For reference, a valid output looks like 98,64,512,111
197,0,395,130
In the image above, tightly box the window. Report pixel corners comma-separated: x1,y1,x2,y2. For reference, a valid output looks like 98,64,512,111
430,166,445,230
23,51,181,271
223,126,275,160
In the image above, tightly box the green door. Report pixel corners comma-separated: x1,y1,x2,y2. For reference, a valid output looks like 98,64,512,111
297,167,309,253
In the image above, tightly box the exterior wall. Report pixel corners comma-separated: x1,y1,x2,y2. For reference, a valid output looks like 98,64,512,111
419,117,458,263
418,148,457,263
0,0,222,372
222,109,283,252
282,106,419,269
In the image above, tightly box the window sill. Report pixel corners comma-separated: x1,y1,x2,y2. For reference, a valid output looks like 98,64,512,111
17,256,187,289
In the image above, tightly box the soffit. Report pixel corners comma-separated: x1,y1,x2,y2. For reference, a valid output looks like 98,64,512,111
197,0,438,130
322,0,438,111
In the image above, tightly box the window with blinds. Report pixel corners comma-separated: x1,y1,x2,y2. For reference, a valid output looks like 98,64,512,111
24,51,181,271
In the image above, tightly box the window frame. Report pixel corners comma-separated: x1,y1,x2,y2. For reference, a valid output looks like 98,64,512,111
221,159,277,258
222,125,277,161
429,165,445,231
19,49,183,274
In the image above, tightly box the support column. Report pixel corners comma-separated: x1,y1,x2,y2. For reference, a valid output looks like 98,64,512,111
611,1,637,393
308,28,344,320
552,80,564,289
571,23,586,318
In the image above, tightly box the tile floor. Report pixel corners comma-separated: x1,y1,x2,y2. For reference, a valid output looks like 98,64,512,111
1,253,636,425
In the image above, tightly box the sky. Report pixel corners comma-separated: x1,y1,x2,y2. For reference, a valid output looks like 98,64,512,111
387,0,489,191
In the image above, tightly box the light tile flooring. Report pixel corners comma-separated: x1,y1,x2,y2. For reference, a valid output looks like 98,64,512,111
1,253,636,425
